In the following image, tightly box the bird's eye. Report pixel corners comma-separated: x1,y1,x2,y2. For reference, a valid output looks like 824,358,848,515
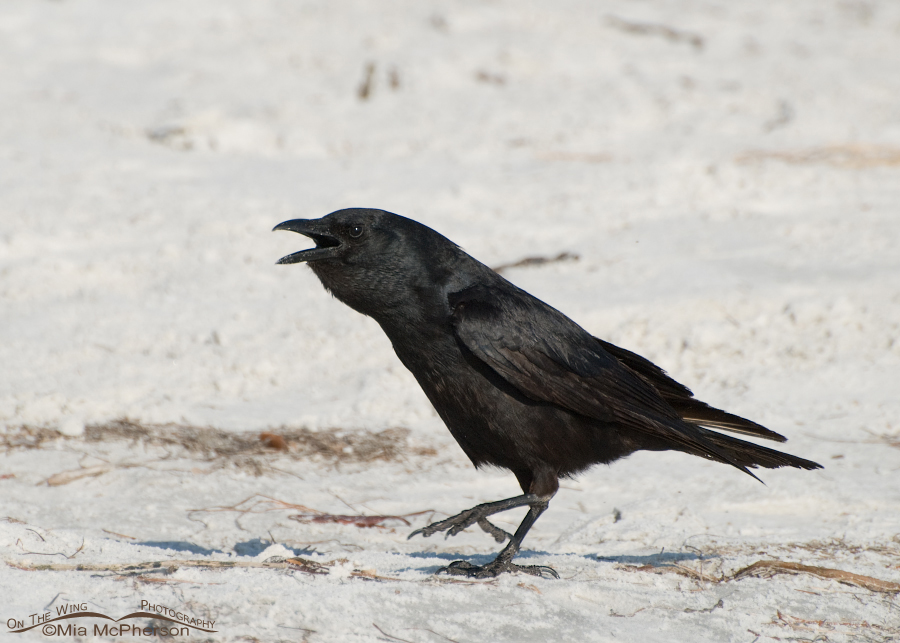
349,225,364,239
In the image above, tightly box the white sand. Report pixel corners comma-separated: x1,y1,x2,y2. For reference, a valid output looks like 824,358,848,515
2,1,899,641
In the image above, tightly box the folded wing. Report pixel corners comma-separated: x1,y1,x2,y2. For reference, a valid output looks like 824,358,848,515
449,284,760,477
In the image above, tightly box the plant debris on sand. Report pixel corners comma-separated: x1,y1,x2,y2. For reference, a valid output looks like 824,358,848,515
1,419,435,466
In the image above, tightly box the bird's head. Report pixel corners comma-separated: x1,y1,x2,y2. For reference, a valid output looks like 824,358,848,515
274,208,468,320
273,208,376,266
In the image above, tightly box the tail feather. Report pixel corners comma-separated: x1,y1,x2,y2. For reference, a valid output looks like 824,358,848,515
670,398,787,442
695,427,822,471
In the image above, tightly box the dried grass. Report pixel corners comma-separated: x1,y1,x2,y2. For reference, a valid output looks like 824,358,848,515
9,556,399,583
2,418,436,469
622,557,900,594
870,431,900,450
1,425,64,451
770,609,899,641
788,536,900,558
187,493,434,531
736,144,900,169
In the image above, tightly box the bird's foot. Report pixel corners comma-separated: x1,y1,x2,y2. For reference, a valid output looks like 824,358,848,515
409,508,512,543
437,559,559,579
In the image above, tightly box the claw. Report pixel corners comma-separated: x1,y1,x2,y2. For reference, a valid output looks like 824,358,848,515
437,559,559,579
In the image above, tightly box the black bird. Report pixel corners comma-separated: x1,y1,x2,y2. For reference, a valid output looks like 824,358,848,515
274,208,821,579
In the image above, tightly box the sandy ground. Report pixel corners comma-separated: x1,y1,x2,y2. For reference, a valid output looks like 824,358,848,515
2,0,900,641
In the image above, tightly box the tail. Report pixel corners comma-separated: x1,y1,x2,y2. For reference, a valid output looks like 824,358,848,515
595,336,823,474
692,426,822,471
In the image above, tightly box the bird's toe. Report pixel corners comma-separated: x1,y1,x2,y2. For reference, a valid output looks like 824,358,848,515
435,559,558,579
477,518,511,543
437,560,496,578
526,564,560,580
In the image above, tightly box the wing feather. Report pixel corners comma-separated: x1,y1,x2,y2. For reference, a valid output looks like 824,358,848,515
595,338,787,442
449,284,756,476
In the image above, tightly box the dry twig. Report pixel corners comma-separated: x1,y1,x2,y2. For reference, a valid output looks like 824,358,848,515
289,510,431,529
734,560,900,594
493,252,580,274
373,623,415,643
606,15,704,50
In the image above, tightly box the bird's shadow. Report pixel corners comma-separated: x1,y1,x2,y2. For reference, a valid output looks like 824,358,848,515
403,550,545,575
595,551,706,565
136,541,222,556
402,548,709,575
131,537,707,575
134,537,315,558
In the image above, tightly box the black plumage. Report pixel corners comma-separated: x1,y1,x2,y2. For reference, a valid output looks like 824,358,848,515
274,208,821,578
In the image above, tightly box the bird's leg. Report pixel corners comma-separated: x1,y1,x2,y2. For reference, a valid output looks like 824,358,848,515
408,494,538,542
439,499,558,579
411,469,559,578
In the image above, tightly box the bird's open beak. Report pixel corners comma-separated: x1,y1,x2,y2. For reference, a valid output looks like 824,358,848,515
273,218,343,264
